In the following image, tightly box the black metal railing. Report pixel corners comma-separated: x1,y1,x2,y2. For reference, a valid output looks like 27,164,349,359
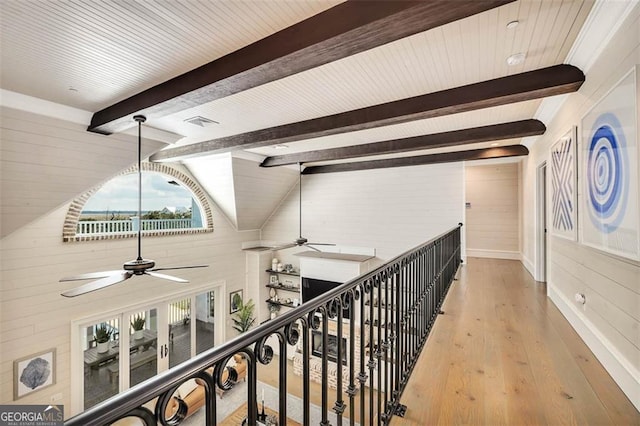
66,224,462,426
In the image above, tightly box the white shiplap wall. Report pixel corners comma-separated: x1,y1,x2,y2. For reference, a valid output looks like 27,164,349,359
261,163,465,264
231,158,299,231
521,2,640,409
185,155,299,231
465,163,520,259
0,106,166,239
0,111,260,413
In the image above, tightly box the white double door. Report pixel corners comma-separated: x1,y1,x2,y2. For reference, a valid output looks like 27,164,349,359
72,286,221,414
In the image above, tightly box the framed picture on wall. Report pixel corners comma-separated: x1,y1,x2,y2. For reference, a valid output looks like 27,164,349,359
580,66,640,260
550,126,578,241
230,290,243,314
14,348,56,400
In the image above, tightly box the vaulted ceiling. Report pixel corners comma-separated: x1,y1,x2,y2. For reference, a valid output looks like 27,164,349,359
0,0,601,232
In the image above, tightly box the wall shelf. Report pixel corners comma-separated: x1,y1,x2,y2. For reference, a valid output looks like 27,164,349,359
266,299,297,308
266,283,300,292
266,269,299,277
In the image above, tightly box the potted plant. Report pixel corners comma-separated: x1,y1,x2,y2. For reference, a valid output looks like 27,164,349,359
232,299,256,334
131,314,145,339
94,324,113,353
268,303,280,320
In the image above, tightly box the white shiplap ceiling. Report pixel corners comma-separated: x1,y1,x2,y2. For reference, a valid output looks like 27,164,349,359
1,0,594,162
0,0,341,113
155,0,593,153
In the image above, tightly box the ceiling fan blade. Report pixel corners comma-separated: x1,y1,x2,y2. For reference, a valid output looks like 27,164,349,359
61,272,132,297
60,270,126,282
306,242,336,246
270,243,297,251
145,271,189,283
150,265,208,272
304,244,322,252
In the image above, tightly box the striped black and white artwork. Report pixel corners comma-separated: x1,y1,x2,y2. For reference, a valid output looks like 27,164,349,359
550,126,577,241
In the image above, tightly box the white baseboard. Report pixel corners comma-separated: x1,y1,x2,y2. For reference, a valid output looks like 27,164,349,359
466,249,521,260
521,254,535,278
548,284,640,411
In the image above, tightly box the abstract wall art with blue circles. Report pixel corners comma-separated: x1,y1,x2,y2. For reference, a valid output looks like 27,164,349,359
580,68,639,260
550,127,578,241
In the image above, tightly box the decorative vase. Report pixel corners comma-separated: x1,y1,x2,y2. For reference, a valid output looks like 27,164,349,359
97,341,109,353
271,258,278,271
134,329,144,340
270,312,277,320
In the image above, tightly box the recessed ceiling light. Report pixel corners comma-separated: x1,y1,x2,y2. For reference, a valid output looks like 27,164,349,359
274,144,289,150
506,52,526,66
506,20,519,29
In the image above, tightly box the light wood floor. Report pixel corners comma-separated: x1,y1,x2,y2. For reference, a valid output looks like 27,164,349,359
391,257,639,426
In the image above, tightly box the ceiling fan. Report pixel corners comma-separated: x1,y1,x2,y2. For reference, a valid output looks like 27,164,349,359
60,115,207,297
271,164,335,252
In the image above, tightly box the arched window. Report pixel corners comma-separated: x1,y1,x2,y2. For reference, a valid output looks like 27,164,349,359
63,163,213,242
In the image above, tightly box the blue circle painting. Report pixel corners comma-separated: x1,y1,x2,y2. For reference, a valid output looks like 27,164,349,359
586,113,628,233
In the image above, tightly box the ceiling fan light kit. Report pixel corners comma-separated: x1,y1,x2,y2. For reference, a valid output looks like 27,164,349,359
60,116,207,297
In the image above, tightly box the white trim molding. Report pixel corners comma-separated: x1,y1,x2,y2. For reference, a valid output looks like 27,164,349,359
466,249,521,260
548,284,640,412
521,254,536,279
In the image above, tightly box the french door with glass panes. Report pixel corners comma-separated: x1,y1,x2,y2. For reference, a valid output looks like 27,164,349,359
72,286,222,414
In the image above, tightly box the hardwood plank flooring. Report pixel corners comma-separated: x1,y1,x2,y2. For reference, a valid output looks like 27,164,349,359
391,257,639,426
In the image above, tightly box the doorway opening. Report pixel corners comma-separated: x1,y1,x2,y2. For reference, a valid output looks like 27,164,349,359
70,282,224,415
536,162,547,282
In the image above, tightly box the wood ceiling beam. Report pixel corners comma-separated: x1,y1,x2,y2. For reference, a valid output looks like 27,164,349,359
151,64,583,162
301,145,529,174
260,119,544,167
88,0,513,135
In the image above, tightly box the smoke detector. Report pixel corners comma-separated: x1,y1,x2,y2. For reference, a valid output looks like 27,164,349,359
506,52,526,66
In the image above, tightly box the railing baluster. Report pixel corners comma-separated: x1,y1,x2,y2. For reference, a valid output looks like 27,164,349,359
376,274,382,426
246,350,257,425
303,319,311,426
76,218,193,236
383,272,390,423
335,304,345,425
279,332,288,425
368,279,375,424
321,309,330,426
358,286,367,425
347,291,356,426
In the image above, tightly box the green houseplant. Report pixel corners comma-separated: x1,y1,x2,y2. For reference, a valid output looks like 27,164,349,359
232,299,256,334
131,314,145,339
94,324,113,353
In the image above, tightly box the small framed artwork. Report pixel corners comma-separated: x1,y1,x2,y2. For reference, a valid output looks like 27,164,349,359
14,348,56,400
550,126,578,241
269,275,279,285
230,290,243,314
